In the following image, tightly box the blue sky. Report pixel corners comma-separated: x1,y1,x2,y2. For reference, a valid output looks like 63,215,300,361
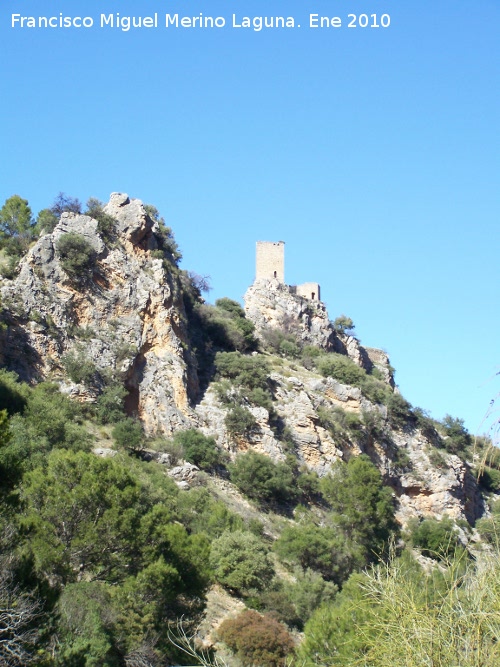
1,0,498,436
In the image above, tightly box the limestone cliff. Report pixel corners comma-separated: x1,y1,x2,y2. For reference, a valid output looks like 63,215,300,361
195,360,482,525
244,278,394,386
195,278,481,524
0,193,197,435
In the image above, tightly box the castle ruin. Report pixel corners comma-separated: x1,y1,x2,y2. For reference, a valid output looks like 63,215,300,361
255,241,320,301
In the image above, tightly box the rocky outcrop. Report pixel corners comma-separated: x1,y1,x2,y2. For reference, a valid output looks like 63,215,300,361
168,462,199,480
244,279,395,386
196,364,365,471
244,279,336,350
390,432,483,526
196,362,480,524
92,447,118,458
196,385,286,461
364,347,395,387
0,193,197,436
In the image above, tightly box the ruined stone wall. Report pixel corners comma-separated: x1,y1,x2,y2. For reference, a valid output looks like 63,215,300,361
255,241,284,282
296,282,321,301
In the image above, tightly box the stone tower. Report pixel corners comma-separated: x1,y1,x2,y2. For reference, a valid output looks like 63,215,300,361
255,241,285,282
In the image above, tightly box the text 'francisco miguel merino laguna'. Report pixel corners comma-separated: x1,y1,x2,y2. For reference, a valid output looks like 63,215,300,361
11,13,300,31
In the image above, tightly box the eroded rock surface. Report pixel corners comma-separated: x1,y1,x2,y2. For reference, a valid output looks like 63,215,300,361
0,193,197,435
196,363,482,524
244,279,336,350
244,278,395,386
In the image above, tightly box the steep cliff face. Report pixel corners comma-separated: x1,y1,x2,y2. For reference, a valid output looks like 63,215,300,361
0,193,197,435
244,278,395,386
195,358,482,525
188,276,480,525
244,279,336,351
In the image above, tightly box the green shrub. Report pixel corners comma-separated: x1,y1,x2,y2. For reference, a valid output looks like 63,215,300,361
215,351,270,391
392,447,412,471
149,435,184,466
225,404,257,437
21,448,209,594
24,382,89,450
85,197,117,242
408,517,461,561
55,581,121,666
386,392,413,430
317,405,363,445
359,374,392,404
278,425,297,454
68,324,96,341
414,407,439,440
315,405,336,431
302,345,321,358
477,466,500,492
361,409,385,439
248,518,265,536
215,352,273,427
0,253,19,279
316,353,366,386
34,208,58,235
173,428,226,470
274,523,349,583
209,530,275,594
61,350,98,386
321,456,397,561
440,415,471,455
112,418,144,452
182,295,258,387
370,367,384,381
428,448,448,469
144,204,182,264
194,303,256,353
44,314,59,338
56,232,97,283
296,468,321,500
261,327,301,358
115,342,138,363
279,338,300,358
95,382,127,424
218,609,295,667
257,569,338,630
0,369,28,415
0,194,35,256
215,297,246,318
300,344,322,369
338,409,363,432
176,487,244,538
246,386,273,411
229,451,296,503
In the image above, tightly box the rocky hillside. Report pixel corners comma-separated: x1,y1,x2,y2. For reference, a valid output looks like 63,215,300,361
0,193,485,527
1,191,497,667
